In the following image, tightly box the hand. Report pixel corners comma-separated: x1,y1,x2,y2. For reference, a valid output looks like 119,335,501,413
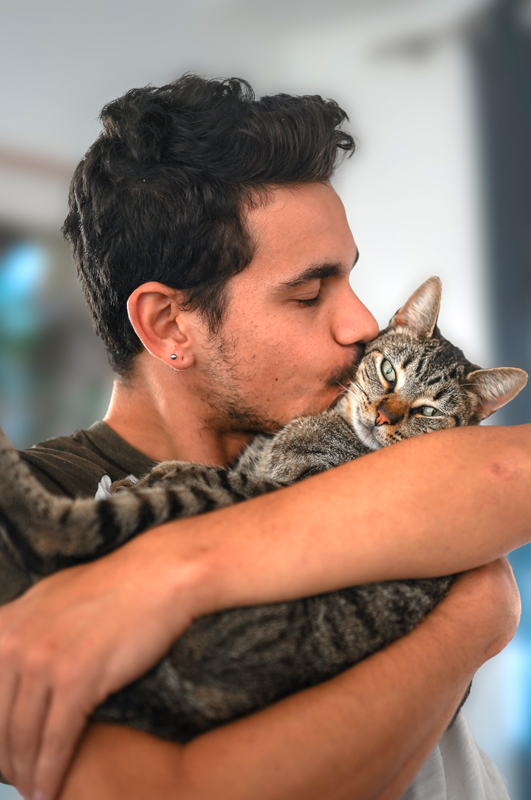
0,529,203,800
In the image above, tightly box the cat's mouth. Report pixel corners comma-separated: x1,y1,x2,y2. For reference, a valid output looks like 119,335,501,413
351,417,383,451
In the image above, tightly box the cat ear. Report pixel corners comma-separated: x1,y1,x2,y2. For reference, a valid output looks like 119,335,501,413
466,367,528,421
389,276,442,338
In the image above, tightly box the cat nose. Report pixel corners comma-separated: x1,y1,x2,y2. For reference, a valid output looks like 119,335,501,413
375,399,406,427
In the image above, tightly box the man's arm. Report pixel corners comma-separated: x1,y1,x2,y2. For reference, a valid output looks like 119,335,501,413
56,562,519,800
0,423,530,798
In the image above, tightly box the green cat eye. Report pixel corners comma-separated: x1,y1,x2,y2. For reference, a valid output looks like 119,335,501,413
420,406,442,417
381,359,396,384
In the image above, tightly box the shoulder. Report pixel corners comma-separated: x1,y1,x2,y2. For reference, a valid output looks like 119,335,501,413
19,422,157,499
19,430,114,499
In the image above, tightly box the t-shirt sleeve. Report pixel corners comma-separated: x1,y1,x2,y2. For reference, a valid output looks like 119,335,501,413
19,449,110,499
17,422,157,499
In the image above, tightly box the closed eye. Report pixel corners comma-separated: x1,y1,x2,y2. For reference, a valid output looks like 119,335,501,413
293,279,324,307
296,293,323,307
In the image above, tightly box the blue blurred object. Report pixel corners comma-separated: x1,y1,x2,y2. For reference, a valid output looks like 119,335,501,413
0,242,47,338
0,241,49,444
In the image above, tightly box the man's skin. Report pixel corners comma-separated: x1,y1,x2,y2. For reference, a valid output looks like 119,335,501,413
0,182,525,800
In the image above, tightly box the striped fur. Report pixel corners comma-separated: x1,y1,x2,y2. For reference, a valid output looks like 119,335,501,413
0,277,526,744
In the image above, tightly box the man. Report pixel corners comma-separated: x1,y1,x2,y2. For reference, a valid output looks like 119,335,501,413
0,75,526,800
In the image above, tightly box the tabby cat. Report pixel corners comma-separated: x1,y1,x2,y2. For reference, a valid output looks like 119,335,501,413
0,277,526,745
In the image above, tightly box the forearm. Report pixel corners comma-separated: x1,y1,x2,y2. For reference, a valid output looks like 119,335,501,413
59,685,461,800
59,566,508,800
126,423,531,623
2,425,526,800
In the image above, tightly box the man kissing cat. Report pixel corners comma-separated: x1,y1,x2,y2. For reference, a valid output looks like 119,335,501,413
0,75,527,800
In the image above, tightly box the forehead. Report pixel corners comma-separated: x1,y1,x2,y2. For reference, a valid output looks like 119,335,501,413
238,183,357,288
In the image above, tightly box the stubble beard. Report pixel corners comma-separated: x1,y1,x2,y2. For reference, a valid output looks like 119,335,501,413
192,330,283,435
193,330,364,436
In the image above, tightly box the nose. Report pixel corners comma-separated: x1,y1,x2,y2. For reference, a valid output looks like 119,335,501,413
333,288,379,347
375,398,406,427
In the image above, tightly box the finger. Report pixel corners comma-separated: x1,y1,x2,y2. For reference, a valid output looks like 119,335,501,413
8,678,51,797
33,692,90,800
0,665,19,784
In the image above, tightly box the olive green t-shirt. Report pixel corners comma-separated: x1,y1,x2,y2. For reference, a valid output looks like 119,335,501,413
19,421,157,498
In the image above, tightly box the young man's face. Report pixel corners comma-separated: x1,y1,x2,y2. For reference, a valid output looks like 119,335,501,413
192,182,379,434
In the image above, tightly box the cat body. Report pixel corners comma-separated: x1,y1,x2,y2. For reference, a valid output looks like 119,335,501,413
0,277,526,744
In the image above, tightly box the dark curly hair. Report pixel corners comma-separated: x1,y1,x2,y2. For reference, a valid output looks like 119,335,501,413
62,74,355,375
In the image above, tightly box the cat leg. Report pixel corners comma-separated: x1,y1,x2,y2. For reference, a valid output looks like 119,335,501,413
244,413,370,484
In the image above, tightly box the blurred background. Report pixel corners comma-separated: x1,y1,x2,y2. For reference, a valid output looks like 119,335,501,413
0,0,530,796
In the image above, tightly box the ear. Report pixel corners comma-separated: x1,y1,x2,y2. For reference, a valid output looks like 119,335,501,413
127,282,195,370
389,276,442,338
466,367,528,421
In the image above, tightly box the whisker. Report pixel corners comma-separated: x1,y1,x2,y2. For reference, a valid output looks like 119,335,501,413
348,381,368,400
335,382,350,395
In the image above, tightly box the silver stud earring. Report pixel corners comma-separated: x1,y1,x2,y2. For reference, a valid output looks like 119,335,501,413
171,354,177,361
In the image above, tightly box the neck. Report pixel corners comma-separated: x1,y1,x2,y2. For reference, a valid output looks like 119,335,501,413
103,355,253,467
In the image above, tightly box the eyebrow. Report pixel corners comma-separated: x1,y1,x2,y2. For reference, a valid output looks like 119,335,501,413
278,250,360,291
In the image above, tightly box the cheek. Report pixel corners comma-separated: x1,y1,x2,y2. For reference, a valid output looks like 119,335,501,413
267,346,331,389
245,329,313,373
234,313,336,391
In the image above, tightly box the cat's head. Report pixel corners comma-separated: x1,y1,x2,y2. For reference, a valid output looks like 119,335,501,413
337,277,528,451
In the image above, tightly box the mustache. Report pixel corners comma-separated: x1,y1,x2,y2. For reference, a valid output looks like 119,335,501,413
326,345,365,389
